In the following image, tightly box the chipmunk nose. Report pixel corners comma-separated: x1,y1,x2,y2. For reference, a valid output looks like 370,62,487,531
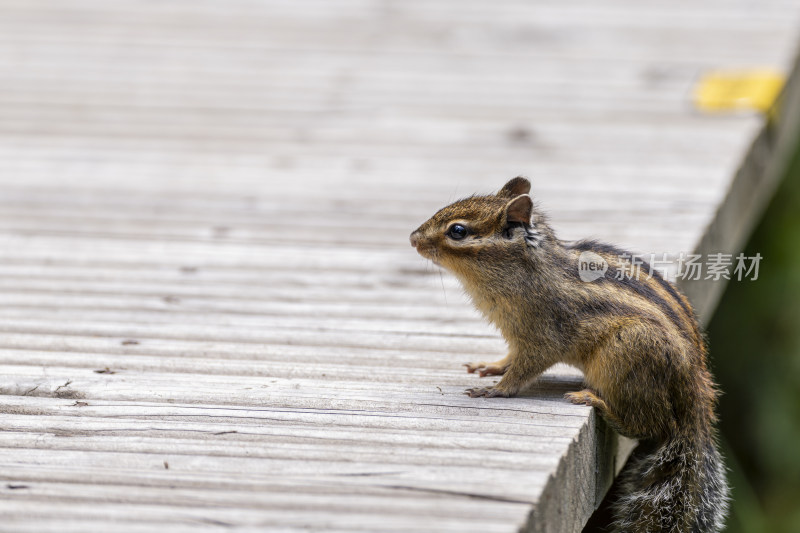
409,231,419,248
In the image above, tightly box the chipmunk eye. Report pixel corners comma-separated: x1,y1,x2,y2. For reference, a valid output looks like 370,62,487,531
446,224,468,240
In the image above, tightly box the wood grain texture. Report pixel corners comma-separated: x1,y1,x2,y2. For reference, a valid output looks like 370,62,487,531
0,1,798,532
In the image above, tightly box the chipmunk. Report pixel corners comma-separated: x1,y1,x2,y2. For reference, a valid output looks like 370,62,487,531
410,177,729,533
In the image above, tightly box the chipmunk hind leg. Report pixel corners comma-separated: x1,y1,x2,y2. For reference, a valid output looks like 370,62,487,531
578,321,684,441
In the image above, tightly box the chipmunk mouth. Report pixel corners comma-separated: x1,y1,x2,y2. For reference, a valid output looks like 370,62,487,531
414,245,436,263
410,241,441,266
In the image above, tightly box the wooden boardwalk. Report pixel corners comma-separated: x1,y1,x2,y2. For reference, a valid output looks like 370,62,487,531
1,1,800,532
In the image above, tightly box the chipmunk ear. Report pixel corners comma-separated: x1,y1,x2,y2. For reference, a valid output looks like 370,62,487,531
497,176,531,198
504,194,533,225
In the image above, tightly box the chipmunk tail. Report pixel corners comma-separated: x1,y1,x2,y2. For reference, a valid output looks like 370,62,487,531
612,432,730,533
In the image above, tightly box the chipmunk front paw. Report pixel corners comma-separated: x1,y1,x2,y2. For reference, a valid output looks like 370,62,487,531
463,362,509,377
465,386,510,398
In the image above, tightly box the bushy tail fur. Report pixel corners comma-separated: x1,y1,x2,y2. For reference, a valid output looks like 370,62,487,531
612,434,729,532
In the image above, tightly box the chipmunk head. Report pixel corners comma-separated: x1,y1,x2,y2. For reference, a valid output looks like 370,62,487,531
409,177,544,278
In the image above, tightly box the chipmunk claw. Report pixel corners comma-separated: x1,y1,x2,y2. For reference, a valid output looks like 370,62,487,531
465,386,510,398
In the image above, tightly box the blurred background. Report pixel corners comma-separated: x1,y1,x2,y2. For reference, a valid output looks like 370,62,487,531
707,142,800,533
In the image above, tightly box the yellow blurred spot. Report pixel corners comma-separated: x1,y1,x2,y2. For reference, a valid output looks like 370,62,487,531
694,70,785,113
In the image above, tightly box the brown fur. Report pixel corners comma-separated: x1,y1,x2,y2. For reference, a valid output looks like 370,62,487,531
410,177,729,532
